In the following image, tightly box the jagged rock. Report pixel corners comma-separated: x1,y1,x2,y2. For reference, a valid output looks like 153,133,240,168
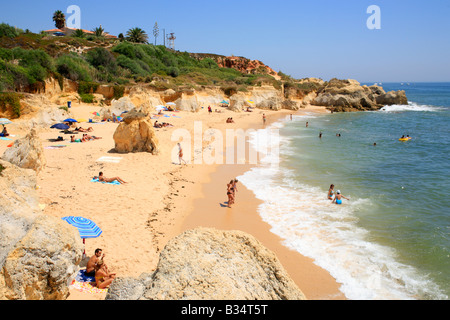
376,90,408,105
282,100,301,110
256,97,283,110
106,228,306,300
113,110,159,154
2,129,46,173
100,97,136,120
0,160,83,300
175,93,201,112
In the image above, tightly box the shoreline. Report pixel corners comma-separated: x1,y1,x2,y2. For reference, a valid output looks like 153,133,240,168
180,107,346,300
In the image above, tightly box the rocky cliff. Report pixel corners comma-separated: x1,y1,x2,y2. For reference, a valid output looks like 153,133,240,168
105,228,306,300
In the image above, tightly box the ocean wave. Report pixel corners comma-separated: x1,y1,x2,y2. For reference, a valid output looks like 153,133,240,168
380,102,444,113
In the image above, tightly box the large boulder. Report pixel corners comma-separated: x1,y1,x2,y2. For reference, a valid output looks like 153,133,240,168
106,228,306,300
376,90,408,105
0,160,83,300
2,128,46,173
113,110,159,154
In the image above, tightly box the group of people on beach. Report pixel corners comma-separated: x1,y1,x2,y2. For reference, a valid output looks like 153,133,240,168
226,117,235,123
70,133,102,143
85,248,116,289
226,179,239,208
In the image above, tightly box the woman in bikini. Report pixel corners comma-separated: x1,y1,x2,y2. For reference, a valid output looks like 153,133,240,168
94,259,116,289
327,184,335,200
227,180,235,208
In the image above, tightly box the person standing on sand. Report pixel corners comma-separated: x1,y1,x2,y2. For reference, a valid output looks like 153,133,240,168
227,180,235,208
178,143,187,165
263,113,266,125
232,179,239,201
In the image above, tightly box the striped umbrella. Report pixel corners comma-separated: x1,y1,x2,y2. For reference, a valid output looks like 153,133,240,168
62,216,102,255
0,118,12,125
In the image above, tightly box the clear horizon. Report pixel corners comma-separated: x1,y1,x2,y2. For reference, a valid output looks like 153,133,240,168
1,0,449,82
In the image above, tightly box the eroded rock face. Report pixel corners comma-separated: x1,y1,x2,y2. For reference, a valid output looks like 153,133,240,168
0,160,83,300
312,79,408,112
106,228,306,300
2,129,46,173
113,110,159,154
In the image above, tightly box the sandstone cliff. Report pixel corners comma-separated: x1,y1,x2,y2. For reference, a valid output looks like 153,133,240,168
105,228,306,300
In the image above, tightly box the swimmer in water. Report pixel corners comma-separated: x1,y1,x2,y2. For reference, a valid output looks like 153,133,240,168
327,184,335,200
332,190,349,205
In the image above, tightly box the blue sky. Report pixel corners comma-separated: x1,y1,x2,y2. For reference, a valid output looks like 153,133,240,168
1,0,449,82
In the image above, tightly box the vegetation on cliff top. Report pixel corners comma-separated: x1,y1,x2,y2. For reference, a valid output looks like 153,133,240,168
0,23,286,95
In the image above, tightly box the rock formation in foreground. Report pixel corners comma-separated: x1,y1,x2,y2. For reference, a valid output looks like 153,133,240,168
1,128,46,173
0,160,83,300
113,110,160,154
106,228,306,300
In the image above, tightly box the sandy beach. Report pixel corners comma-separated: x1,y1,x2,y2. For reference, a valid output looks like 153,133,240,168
0,102,344,300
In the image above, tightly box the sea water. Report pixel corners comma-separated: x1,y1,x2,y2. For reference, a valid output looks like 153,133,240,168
238,83,450,300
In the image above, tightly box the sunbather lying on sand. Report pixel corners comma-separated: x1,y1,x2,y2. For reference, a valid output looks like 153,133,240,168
75,127,93,132
96,172,127,184
82,134,102,142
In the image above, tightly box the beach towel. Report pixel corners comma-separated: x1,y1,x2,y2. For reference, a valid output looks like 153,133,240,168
76,269,96,283
91,178,121,185
0,137,12,141
69,280,108,294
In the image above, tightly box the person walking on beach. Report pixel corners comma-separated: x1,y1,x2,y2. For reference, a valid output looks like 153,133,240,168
332,190,350,205
226,180,235,208
263,113,266,125
178,143,187,165
232,179,239,201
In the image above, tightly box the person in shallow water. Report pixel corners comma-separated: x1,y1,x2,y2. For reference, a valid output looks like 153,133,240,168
327,184,335,200
332,190,350,205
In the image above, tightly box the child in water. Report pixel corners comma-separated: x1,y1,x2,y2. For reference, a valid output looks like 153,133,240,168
332,190,350,205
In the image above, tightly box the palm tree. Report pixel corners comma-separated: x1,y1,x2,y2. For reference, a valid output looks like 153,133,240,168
92,26,105,38
73,29,85,38
53,10,66,29
126,27,148,43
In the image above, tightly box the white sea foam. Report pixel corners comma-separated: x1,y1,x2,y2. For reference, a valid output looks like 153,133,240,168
380,101,444,113
238,119,447,300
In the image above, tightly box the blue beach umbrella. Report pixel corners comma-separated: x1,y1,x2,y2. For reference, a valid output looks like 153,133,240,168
0,118,12,125
62,216,102,255
50,123,70,130
63,118,78,123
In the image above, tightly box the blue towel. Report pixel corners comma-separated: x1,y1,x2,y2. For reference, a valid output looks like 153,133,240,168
76,269,95,282
91,178,121,185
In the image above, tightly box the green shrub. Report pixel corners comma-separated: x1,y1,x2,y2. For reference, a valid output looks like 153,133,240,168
0,92,22,117
113,85,125,99
85,47,118,74
78,81,99,94
80,93,94,103
0,23,21,38
56,54,93,82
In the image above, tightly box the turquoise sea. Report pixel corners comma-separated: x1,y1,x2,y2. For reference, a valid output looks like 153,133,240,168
239,83,449,300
